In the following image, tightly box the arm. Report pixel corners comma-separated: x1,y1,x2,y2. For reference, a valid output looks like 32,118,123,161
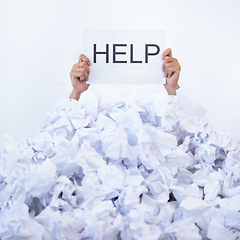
69,54,91,100
161,48,181,95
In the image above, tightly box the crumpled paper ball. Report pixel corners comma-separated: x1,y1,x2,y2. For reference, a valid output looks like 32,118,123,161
0,90,240,240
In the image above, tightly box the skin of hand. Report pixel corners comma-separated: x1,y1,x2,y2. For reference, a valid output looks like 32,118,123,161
162,48,181,95
69,54,91,100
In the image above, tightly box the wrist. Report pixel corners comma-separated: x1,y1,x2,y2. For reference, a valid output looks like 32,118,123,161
70,89,81,100
164,83,180,95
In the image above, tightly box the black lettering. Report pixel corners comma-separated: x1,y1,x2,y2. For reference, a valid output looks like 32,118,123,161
93,44,109,63
113,44,127,63
145,44,160,63
130,44,142,63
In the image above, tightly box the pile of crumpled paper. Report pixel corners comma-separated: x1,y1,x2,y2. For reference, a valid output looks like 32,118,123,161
0,90,240,240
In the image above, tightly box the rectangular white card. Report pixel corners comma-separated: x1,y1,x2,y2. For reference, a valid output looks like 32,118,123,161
84,29,165,84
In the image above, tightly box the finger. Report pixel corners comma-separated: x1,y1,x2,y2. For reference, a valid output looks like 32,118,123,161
167,68,173,78
163,65,168,77
74,65,90,76
81,67,89,79
168,65,181,77
162,57,173,73
166,61,181,73
78,62,90,74
164,56,174,64
162,48,172,60
164,68,169,78
78,54,91,66
71,70,85,81
72,62,90,74
165,62,177,70
164,63,173,78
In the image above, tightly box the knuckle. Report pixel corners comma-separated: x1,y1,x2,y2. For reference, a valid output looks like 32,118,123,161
166,48,172,54
165,57,171,62
80,72,84,78
73,64,78,70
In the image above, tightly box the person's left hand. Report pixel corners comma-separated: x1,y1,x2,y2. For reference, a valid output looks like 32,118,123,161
162,48,181,95
69,54,91,100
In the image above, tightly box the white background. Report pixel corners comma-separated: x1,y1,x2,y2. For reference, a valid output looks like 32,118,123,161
0,0,240,148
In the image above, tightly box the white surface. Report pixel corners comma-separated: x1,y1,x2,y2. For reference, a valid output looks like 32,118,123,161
1,91,239,239
84,29,165,84
0,0,240,148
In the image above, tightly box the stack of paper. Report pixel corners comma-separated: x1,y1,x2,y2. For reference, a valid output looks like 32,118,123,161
0,90,239,239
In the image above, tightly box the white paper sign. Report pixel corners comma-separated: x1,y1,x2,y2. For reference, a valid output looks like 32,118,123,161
84,29,165,84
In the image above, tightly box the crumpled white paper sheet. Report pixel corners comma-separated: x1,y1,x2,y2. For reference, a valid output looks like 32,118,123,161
0,90,240,240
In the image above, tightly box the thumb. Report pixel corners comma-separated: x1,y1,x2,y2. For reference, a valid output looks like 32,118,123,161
162,48,172,59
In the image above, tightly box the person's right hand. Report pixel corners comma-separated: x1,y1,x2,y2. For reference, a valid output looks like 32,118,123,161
162,48,181,95
70,54,91,98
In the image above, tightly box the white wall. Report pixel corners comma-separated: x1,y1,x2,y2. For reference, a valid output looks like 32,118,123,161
0,0,240,148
